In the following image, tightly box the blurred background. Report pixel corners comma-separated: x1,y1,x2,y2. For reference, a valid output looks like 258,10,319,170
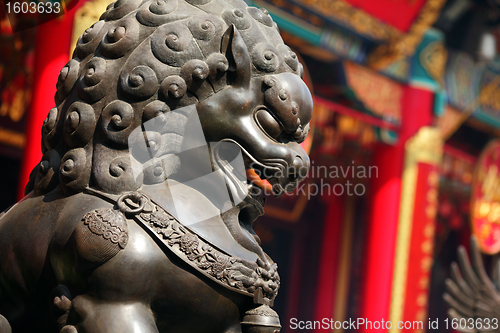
2,0,500,332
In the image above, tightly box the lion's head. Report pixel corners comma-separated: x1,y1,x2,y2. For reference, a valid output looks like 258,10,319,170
26,0,313,223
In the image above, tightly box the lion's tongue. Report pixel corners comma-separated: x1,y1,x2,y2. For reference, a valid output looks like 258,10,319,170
246,169,273,193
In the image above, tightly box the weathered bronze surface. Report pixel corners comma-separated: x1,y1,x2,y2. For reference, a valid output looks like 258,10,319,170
444,237,500,332
0,0,313,331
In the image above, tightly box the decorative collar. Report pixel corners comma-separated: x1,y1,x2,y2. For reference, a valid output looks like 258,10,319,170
84,187,280,306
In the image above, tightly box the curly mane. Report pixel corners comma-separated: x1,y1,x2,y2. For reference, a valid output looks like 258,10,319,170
26,0,303,196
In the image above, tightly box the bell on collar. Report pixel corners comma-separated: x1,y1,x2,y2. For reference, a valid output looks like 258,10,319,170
241,304,281,333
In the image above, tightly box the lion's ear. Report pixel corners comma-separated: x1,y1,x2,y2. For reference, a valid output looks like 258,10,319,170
221,25,251,89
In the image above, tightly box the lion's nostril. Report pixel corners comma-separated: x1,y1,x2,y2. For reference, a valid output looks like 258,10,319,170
289,156,308,181
298,166,308,179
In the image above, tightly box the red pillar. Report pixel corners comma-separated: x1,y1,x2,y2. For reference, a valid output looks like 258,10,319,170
16,9,82,200
360,85,433,331
313,194,344,329
401,163,440,327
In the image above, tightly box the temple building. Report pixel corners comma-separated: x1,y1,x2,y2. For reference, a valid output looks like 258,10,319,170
2,0,500,332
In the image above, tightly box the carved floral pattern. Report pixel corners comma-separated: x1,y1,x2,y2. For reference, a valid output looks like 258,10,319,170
83,208,129,248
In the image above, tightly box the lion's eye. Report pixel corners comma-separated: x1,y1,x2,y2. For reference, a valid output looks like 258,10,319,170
255,109,283,139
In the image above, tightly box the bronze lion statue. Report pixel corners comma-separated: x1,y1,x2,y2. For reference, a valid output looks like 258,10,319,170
0,0,312,331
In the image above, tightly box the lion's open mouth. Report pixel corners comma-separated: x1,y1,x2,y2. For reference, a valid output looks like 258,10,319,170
213,139,294,205
211,139,297,254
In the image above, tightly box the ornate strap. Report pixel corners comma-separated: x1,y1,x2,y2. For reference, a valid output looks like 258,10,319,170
84,188,279,305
